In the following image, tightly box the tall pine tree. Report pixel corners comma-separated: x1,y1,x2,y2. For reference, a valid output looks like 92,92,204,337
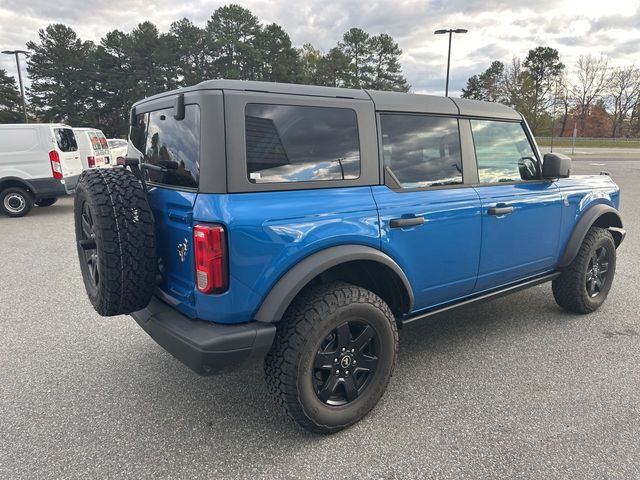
0,69,24,123
27,24,96,125
206,5,262,80
256,23,301,83
369,34,409,92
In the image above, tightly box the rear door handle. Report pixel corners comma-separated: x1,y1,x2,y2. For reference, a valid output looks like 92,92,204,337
390,216,425,228
487,206,514,216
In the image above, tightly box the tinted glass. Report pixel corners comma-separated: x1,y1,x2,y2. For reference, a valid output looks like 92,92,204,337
471,120,538,183
380,114,462,188
54,128,78,152
129,113,148,154
142,106,200,188
245,104,360,183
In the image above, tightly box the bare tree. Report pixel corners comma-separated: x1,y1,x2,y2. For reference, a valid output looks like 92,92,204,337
571,55,610,135
607,65,640,137
551,72,573,137
502,57,535,120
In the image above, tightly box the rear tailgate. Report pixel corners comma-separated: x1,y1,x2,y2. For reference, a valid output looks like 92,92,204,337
148,187,198,316
52,127,83,177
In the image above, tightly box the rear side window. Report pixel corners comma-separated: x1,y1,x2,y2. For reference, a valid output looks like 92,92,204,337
54,128,78,152
471,120,538,183
380,114,462,188
245,104,360,183
136,105,200,189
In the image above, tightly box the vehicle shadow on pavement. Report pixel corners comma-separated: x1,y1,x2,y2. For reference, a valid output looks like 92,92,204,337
104,284,573,440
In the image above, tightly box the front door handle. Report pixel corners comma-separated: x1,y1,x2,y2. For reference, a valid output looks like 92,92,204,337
390,216,425,228
487,206,514,216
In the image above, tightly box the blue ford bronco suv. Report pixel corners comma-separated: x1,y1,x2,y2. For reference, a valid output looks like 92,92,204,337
74,80,625,433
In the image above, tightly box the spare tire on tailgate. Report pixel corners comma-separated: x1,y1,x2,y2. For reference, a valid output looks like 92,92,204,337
74,168,156,316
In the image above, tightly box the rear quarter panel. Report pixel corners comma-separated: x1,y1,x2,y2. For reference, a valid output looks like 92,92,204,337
192,187,380,324
555,174,621,261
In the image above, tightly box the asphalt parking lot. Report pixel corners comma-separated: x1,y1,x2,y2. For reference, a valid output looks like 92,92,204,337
1,159,639,480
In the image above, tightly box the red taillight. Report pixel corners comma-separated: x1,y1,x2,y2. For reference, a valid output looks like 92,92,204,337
193,224,228,294
88,156,96,168
49,150,63,179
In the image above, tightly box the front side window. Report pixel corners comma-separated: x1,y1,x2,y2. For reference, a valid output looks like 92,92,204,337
142,105,200,188
380,114,462,189
471,120,539,183
54,128,78,152
245,104,360,183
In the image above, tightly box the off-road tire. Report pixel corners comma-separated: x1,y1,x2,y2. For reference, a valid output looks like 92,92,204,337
552,227,616,314
74,168,156,316
1,187,33,217
264,281,398,434
36,198,57,207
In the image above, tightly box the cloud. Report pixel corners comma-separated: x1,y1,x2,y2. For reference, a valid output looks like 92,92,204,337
1,0,639,95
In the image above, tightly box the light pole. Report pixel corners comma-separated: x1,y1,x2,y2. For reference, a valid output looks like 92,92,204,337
2,49,30,122
434,29,467,97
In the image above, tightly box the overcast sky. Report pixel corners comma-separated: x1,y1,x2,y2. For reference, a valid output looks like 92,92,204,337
1,0,639,95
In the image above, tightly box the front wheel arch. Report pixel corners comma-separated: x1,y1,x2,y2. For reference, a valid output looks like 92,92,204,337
558,205,623,268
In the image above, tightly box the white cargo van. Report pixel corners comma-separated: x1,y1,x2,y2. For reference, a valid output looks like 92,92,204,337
107,138,128,161
74,128,112,170
0,123,83,217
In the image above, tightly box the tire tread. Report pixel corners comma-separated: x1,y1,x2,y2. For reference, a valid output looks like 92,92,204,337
264,281,398,433
74,168,156,316
552,227,615,314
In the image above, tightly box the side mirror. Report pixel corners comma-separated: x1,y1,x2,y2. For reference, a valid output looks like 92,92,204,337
542,153,571,179
129,107,137,127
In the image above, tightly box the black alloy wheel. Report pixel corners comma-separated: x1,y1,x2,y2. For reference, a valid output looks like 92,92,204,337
313,320,379,406
586,246,609,298
79,200,99,292
264,282,398,433
552,227,617,314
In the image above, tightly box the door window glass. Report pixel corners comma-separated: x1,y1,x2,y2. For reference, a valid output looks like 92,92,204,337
380,114,462,188
471,120,539,183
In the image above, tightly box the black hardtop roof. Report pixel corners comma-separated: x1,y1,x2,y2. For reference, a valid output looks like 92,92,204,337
132,79,522,120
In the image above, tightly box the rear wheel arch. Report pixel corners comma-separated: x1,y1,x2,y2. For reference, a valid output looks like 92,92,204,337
253,245,414,323
0,177,35,196
559,205,624,268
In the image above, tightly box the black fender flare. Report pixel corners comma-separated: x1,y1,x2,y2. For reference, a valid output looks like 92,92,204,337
558,204,624,268
0,176,37,193
253,245,414,323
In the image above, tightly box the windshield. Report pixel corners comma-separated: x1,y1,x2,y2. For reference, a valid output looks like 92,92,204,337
108,139,127,148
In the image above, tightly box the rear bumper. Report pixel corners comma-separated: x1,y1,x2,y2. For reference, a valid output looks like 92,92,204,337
62,174,80,194
131,296,276,375
28,174,79,198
